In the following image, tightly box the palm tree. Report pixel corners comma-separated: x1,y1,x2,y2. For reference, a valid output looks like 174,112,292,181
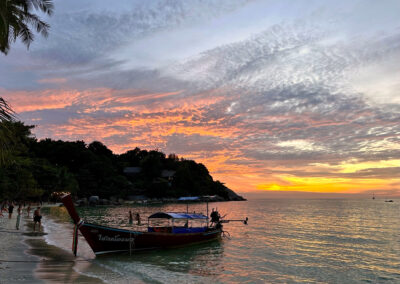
0,98,15,165
0,0,54,54
0,0,53,164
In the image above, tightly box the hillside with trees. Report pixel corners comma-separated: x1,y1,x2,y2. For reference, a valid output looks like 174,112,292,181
0,121,245,202
0,1,246,203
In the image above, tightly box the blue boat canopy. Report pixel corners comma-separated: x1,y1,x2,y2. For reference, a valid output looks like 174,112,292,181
148,212,207,219
178,196,199,201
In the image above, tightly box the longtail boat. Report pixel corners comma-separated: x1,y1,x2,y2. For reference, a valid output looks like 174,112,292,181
62,194,227,255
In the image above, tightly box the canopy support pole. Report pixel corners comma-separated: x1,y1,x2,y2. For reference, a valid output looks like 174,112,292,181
206,201,209,227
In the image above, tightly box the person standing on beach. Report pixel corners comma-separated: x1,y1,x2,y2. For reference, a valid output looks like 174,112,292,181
0,202,7,217
135,213,141,226
16,204,22,230
129,210,133,225
33,207,42,232
27,203,31,217
8,202,14,219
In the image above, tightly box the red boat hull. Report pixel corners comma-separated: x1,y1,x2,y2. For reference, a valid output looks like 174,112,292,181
80,222,221,254
61,195,221,255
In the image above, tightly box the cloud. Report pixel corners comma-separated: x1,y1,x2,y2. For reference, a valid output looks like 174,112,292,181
1,0,253,91
1,0,400,193
37,78,67,85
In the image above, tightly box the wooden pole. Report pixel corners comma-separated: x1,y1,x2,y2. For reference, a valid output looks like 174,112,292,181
206,201,209,227
129,231,132,256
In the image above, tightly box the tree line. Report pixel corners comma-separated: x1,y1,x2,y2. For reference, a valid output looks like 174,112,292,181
0,121,232,201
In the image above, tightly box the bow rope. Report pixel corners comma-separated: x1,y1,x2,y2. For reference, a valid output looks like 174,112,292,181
72,219,84,256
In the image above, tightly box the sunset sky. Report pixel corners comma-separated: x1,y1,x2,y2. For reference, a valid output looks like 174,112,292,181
1,0,400,196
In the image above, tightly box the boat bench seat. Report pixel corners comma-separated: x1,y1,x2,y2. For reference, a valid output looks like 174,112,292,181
172,227,207,233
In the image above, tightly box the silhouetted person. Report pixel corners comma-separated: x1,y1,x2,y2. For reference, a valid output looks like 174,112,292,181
16,205,22,230
210,208,220,226
33,207,42,232
27,203,31,217
0,202,6,217
129,210,133,225
135,213,141,225
8,202,14,219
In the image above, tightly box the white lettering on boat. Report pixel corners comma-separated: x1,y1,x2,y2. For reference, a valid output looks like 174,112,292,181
98,234,134,242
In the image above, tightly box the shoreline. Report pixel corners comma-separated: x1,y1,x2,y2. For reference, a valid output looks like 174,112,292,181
0,209,102,284
74,197,247,207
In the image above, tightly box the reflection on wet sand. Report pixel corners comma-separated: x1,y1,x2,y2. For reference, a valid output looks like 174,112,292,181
26,238,100,283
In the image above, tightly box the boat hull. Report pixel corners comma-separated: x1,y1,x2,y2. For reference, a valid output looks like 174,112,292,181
61,194,221,255
80,222,222,255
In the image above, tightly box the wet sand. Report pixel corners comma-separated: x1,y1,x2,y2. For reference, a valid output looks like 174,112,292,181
0,211,101,284
26,238,101,283
0,213,39,283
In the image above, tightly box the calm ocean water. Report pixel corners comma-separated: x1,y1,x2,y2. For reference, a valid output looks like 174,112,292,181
42,199,400,283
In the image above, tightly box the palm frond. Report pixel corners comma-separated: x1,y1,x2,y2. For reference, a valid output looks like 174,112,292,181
0,27,9,54
31,0,54,16
0,0,53,54
16,21,34,47
0,97,15,122
0,97,16,166
0,122,14,166
24,11,50,37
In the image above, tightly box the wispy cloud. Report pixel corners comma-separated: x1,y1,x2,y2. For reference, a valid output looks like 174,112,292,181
1,0,400,194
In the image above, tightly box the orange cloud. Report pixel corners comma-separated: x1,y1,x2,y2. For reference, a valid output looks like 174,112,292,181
3,87,400,194
2,89,81,112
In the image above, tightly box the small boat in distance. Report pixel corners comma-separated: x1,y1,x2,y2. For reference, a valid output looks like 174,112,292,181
61,194,247,256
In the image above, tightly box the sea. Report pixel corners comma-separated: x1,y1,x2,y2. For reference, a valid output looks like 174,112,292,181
41,198,400,283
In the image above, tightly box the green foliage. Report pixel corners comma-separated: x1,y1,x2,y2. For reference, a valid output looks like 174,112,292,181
0,0,54,54
88,141,114,158
0,157,43,199
0,97,15,166
140,151,164,179
0,120,235,201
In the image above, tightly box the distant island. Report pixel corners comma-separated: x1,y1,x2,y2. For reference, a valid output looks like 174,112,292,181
0,121,245,202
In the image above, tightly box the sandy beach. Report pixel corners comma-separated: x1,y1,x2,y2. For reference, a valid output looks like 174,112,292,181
0,213,40,283
0,209,101,284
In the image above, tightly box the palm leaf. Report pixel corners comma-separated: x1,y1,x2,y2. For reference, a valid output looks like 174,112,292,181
16,20,34,47
0,97,15,122
24,11,49,37
30,0,54,15
0,0,53,54
0,98,15,166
